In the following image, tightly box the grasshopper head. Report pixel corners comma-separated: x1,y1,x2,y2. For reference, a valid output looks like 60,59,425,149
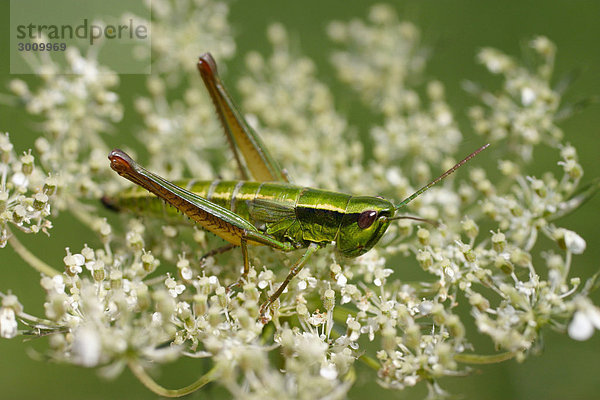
335,144,491,257
336,196,395,258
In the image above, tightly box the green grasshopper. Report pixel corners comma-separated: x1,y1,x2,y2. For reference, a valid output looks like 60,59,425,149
106,53,488,317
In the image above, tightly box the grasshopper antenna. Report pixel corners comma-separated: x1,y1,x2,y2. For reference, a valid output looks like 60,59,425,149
387,215,440,227
394,143,490,211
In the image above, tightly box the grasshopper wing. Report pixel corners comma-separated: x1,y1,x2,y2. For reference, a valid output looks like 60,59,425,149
247,198,298,237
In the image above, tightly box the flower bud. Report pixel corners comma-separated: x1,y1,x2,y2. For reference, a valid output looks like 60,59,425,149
477,179,494,197
323,289,335,311
416,250,433,270
2,294,23,314
554,228,586,254
530,178,547,198
510,248,532,267
92,262,106,282
459,242,477,263
20,152,34,175
43,176,58,196
296,302,309,320
13,204,26,224
162,225,178,238
63,249,84,276
110,269,123,289
243,282,260,303
0,139,13,164
329,263,342,276
482,200,497,219
94,218,112,243
192,228,206,245
462,217,479,239
560,159,583,180
417,227,430,246
447,314,465,338
9,79,29,97
560,144,577,160
216,286,228,309
495,256,514,274
469,292,490,311
126,231,144,250
509,201,523,217
81,245,94,261
491,231,506,253
498,160,519,177
177,255,193,281
397,219,413,237
142,251,158,273
33,192,48,211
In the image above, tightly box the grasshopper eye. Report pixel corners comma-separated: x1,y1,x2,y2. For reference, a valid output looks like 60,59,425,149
357,210,378,229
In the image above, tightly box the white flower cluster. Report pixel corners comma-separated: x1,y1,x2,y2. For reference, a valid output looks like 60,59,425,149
0,133,53,247
328,4,427,116
150,0,235,83
467,37,562,160
1,2,598,399
8,48,122,212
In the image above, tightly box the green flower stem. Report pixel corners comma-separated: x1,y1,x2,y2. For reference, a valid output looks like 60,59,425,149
8,230,60,277
128,360,218,398
68,200,100,231
454,352,516,364
332,304,354,322
359,354,381,371
342,366,357,384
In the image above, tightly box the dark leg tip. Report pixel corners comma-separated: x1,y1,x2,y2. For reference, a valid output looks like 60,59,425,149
100,195,120,212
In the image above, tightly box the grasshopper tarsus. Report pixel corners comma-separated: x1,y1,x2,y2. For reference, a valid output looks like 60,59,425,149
226,279,241,294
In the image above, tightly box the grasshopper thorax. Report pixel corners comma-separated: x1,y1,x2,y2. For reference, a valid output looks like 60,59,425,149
336,196,395,258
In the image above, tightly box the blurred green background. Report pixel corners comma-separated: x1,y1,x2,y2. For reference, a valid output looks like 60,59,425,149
1,0,599,399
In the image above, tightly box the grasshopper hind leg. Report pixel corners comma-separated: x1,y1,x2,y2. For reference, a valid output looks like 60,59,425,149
197,53,289,183
200,243,236,261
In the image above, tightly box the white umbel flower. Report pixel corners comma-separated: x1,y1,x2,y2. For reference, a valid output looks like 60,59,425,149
568,298,600,341
564,230,586,254
0,307,18,339
71,325,102,367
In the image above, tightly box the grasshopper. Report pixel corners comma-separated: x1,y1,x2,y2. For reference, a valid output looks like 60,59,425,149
106,53,488,317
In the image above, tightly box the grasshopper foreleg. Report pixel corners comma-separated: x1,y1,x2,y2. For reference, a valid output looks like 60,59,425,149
259,242,320,321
